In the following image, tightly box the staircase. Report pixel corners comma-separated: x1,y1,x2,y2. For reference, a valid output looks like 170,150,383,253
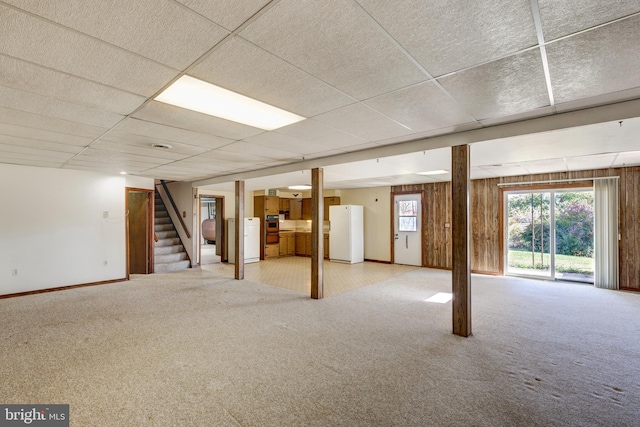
154,191,190,273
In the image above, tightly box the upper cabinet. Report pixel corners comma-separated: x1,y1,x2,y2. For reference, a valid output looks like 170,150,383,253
279,198,290,213
324,197,341,220
289,199,302,220
254,195,279,216
301,198,312,220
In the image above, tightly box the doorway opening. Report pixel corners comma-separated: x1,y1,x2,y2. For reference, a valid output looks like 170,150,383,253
198,195,224,266
126,188,154,276
392,192,423,266
504,187,594,283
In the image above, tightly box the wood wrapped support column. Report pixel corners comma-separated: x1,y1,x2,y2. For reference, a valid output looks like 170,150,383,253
234,180,244,280
311,168,324,299
452,145,472,337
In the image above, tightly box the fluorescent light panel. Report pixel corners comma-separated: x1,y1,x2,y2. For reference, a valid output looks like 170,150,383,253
417,169,449,176
288,185,311,190
155,75,305,131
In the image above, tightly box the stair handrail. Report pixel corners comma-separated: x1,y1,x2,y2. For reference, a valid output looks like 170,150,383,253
157,181,191,239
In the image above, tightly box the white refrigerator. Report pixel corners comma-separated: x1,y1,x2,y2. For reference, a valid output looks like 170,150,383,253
329,205,364,264
227,217,260,264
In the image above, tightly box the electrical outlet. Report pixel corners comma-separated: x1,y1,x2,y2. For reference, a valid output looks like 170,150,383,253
11,269,18,276
103,211,109,218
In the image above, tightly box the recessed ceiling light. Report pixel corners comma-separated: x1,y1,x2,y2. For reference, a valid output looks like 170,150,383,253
155,75,305,131
151,143,172,150
288,185,311,190
417,169,449,176
120,171,127,175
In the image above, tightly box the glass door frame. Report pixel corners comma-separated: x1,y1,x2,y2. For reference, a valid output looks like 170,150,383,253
502,183,594,282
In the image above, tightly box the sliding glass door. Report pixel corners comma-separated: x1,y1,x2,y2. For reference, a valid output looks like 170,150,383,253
505,189,594,283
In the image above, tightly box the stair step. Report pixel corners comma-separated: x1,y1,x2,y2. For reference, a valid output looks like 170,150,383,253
155,217,172,225
155,244,185,255
155,224,174,232
155,237,180,247
155,210,169,217
155,252,188,263
155,230,177,239
155,260,190,273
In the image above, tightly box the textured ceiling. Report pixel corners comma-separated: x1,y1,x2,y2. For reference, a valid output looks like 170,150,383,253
0,0,639,188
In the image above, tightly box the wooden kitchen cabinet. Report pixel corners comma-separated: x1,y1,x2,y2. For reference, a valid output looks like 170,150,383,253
289,199,302,220
254,195,279,216
324,234,329,258
265,243,279,258
295,233,311,256
279,198,290,213
301,198,312,220
279,233,295,256
324,197,341,220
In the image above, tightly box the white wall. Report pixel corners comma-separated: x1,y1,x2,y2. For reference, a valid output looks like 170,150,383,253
125,175,154,190
0,164,127,295
340,186,391,262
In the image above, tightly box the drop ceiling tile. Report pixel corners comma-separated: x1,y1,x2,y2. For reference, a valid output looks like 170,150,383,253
0,156,64,168
358,0,537,76
479,106,555,127
72,149,168,167
101,132,210,156
91,140,192,161
538,0,640,41
565,153,619,171
0,135,85,154
240,0,427,100
0,142,76,160
365,81,477,132
546,16,640,104
202,142,281,162
479,164,530,178
471,167,499,180
0,55,146,115
175,0,271,31
62,164,142,175
0,122,92,147
555,87,640,114
518,158,568,174
191,36,355,117
0,5,177,97
613,151,640,167
4,0,228,70
438,49,550,120
243,132,332,157
0,85,124,128
0,106,106,139
273,119,366,151
133,101,263,141
313,103,413,141
114,117,235,150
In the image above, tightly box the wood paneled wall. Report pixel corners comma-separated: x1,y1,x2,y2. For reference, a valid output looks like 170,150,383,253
392,166,640,290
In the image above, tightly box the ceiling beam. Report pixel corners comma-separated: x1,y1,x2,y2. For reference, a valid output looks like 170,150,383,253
193,97,640,187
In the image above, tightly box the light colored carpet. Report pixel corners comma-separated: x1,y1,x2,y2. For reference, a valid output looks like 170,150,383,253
1,268,639,426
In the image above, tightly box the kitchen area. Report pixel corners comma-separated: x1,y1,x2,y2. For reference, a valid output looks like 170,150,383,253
253,194,363,263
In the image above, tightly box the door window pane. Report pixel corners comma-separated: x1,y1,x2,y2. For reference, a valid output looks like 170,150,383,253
398,200,417,231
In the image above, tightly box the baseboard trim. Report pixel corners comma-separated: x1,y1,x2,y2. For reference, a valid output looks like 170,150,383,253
0,278,128,299
620,287,640,293
364,259,391,264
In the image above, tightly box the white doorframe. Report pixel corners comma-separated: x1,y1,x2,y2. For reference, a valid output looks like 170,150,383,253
393,193,422,266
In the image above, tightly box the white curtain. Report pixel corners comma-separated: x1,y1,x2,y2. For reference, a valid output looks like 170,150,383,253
594,178,619,289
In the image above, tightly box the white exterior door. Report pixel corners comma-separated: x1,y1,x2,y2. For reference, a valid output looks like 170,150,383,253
393,194,422,266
